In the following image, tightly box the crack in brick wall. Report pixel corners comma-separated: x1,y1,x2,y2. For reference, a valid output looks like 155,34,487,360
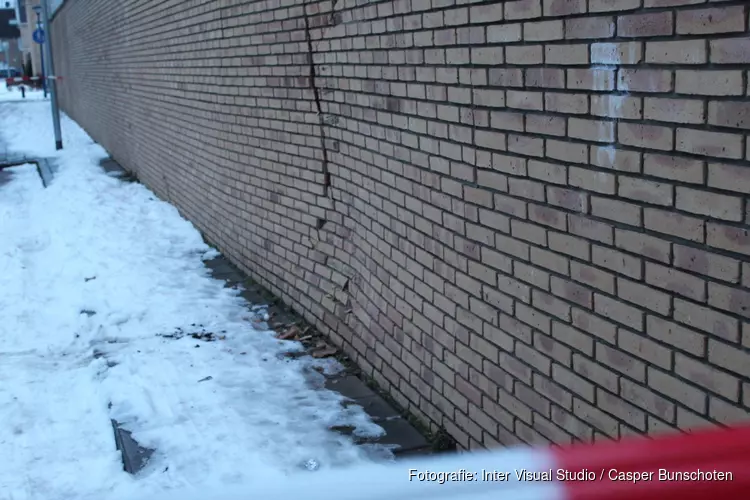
52,0,750,449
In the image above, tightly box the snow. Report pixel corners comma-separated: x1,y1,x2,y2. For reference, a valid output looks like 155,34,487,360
0,89,389,500
0,85,49,103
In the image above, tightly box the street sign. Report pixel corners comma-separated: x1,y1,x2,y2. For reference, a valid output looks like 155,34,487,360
33,28,45,45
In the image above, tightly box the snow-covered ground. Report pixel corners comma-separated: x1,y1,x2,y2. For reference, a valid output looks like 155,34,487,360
0,87,389,500
0,85,49,103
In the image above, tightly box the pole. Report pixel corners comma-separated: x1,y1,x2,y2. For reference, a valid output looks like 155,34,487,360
39,0,62,150
34,11,46,97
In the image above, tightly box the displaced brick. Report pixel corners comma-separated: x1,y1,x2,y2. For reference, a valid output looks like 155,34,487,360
677,6,745,35
618,12,674,37
645,40,707,64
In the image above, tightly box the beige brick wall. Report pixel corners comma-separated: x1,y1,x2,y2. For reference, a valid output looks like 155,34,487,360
51,0,750,448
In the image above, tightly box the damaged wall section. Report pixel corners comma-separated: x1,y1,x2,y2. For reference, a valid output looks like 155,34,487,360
52,0,750,449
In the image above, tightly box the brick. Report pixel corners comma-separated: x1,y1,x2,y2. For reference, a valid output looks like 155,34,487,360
585,247,637,285
677,7,746,35
675,353,739,401
677,407,711,432
618,176,673,206
568,215,614,244
544,0,586,16
620,379,675,423
597,388,646,431
573,398,619,437
676,128,743,159
497,387,533,423
495,234,531,261
645,262,706,302
573,354,618,393
590,146,642,173
590,42,643,64
709,101,750,130
546,44,589,65
509,178,544,203
551,366,593,408
565,17,615,39
594,294,644,331
648,367,707,414
527,114,566,136
676,187,744,222
547,139,588,164
646,0,703,5
618,68,672,93
676,70,744,97
591,95,642,120
643,154,704,184
619,328,672,369
547,186,588,212
571,262,616,296
711,37,750,64
673,244,740,283
475,130,507,151
568,117,615,143
524,20,564,41
548,231,590,260
552,320,594,355
708,163,750,194
618,11,674,37
645,40,706,64
590,197,642,227
490,111,524,132
617,278,671,315
708,339,750,378
569,166,615,194
516,334,555,374
552,405,594,441
615,228,671,264
530,246,569,275
527,160,566,185
507,90,544,111
525,69,564,90
471,47,505,65
674,298,740,343
709,398,750,425
618,123,673,151
505,0,543,20
568,68,614,91
573,308,617,345
545,92,589,114
644,97,704,124
707,282,750,319
515,261,551,290
589,0,640,11
646,315,705,357
510,134,546,156
487,24,523,43
707,222,750,257
507,45,544,65
534,332,571,366
469,3,505,23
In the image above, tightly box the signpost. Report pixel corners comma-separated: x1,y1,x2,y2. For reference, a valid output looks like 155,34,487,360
32,9,46,97
36,0,62,150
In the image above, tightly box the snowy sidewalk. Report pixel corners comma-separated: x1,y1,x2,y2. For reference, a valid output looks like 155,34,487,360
0,89,393,500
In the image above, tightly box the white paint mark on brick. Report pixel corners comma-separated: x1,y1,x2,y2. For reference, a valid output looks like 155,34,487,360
592,44,632,170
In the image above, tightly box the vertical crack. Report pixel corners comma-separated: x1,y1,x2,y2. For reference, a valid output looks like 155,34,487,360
302,2,332,199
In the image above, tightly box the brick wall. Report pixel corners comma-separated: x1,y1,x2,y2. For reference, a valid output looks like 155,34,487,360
51,0,750,449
